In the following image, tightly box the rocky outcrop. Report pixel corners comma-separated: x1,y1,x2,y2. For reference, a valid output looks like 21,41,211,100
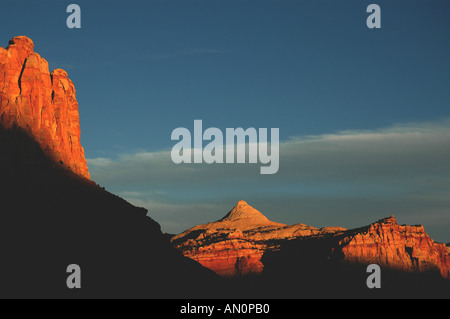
173,203,450,280
335,216,450,279
0,37,221,297
0,36,89,179
171,200,345,276
181,232,266,277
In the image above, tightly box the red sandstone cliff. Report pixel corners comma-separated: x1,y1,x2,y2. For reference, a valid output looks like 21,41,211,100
335,216,450,279
172,201,450,280
0,36,90,179
171,200,345,276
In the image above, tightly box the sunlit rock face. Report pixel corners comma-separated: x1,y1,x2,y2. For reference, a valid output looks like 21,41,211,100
336,216,450,279
171,200,346,277
173,202,450,280
0,36,90,179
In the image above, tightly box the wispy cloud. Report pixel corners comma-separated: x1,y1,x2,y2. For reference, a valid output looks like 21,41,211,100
87,118,450,241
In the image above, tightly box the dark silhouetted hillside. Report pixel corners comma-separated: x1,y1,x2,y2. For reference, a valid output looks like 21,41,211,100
0,127,221,298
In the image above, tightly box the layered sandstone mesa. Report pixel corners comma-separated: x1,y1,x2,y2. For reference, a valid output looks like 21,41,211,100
173,202,450,280
171,200,345,277
0,36,90,179
336,216,450,279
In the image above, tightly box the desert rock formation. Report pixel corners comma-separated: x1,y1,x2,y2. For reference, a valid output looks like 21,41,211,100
173,201,450,280
336,216,450,279
171,200,346,276
0,36,90,179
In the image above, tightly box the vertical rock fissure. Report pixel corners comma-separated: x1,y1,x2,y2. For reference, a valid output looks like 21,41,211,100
18,57,27,95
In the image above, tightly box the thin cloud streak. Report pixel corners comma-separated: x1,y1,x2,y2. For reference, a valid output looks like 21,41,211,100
87,119,450,240
88,118,450,184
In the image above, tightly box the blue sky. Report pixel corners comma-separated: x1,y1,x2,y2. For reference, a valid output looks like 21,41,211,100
1,1,450,241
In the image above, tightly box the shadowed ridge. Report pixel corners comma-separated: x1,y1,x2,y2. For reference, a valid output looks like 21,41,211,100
0,35,225,298
0,126,223,298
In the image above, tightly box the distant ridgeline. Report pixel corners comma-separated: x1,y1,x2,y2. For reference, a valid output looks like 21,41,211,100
172,201,450,297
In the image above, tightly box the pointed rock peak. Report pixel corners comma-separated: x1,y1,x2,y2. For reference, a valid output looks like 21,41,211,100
7,36,34,54
220,200,270,223
236,200,249,208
